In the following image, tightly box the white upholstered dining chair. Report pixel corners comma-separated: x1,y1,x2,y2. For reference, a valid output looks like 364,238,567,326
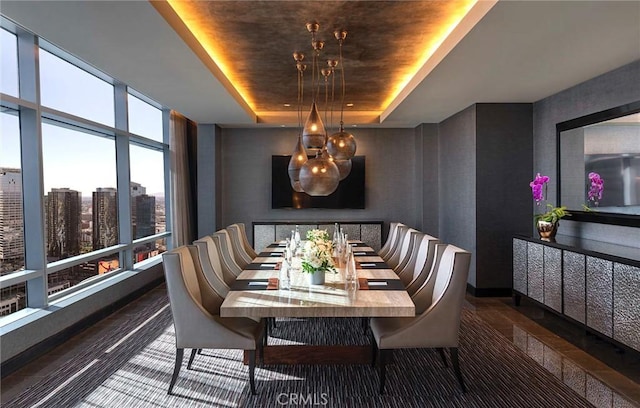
226,224,255,269
409,243,448,311
193,236,264,341
235,223,258,258
383,225,410,268
212,230,244,279
369,244,471,394
162,246,265,395
378,222,401,259
399,235,441,295
393,229,422,274
193,236,234,291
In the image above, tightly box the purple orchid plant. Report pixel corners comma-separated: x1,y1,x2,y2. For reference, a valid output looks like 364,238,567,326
530,173,549,205
530,172,568,225
587,172,604,206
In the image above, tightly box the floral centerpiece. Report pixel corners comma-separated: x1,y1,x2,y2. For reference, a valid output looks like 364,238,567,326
530,173,568,240
302,229,336,284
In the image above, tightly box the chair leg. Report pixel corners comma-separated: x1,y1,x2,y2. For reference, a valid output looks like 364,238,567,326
450,347,466,393
248,349,257,395
168,348,184,395
361,317,369,334
187,348,198,369
258,327,266,365
379,349,391,395
266,317,275,331
369,331,377,367
437,347,448,367
265,318,270,341
263,319,269,347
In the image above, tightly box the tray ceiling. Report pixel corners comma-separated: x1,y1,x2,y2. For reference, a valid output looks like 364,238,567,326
156,0,480,124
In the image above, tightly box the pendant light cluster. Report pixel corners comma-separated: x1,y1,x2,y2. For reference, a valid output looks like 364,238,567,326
287,22,357,197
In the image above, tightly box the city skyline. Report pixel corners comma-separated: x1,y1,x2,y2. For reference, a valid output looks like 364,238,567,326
1,170,167,314
0,27,168,316
1,114,166,197
1,172,166,268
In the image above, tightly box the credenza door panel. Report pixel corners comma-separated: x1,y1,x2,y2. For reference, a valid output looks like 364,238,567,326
613,263,640,352
543,246,562,312
586,256,613,338
513,239,527,295
563,251,586,324
527,242,544,303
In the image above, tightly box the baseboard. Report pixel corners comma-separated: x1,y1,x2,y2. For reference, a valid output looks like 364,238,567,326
0,277,164,378
466,283,512,297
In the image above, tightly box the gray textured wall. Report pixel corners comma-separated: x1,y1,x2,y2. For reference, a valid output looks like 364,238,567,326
213,127,418,244
435,104,533,291
475,103,533,290
417,123,439,236
195,60,640,290
196,124,218,237
413,126,424,233
533,59,640,246
437,105,478,286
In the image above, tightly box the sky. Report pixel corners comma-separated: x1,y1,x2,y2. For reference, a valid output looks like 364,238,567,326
1,28,165,197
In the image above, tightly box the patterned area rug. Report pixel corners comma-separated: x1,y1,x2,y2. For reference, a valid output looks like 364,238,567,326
3,286,606,407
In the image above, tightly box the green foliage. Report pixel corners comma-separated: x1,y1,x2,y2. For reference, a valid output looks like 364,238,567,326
581,204,593,212
535,204,568,223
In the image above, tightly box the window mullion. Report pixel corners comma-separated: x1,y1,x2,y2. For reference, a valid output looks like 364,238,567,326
114,83,133,270
162,108,172,250
17,30,47,308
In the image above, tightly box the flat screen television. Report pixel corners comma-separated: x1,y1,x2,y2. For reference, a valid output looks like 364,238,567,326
272,155,365,209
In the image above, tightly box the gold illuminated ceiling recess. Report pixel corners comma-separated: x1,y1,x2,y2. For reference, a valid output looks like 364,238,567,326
153,0,491,125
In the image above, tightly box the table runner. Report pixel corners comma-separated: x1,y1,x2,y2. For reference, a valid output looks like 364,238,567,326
349,242,370,248
352,251,378,256
267,243,288,248
356,262,389,269
244,262,282,270
358,278,406,290
230,278,279,290
257,251,284,257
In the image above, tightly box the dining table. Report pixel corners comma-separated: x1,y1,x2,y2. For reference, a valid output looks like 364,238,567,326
220,241,415,318
220,240,415,364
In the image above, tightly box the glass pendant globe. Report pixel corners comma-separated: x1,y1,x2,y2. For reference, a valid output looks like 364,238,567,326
302,102,326,149
323,148,351,180
334,159,352,180
327,129,356,160
287,136,308,192
299,156,340,196
290,180,304,192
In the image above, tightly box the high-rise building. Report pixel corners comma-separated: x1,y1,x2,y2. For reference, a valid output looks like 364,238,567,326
45,188,81,261
0,168,24,275
134,194,156,239
130,182,155,239
130,182,146,197
92,187,118,250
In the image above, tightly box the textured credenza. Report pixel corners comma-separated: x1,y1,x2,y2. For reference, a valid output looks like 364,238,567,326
252,221,383,254
513,235,640,353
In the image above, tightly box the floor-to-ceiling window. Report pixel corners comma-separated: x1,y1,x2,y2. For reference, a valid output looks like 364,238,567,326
128,93,167,264
0,19,171,317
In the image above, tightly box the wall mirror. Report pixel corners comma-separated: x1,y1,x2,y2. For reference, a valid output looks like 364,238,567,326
557,101,640,227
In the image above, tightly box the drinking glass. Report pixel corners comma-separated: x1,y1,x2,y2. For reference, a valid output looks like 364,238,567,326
345,249,358,291
279,261,291,290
